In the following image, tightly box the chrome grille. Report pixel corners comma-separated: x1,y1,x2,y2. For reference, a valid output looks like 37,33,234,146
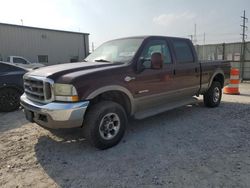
24,76,53,103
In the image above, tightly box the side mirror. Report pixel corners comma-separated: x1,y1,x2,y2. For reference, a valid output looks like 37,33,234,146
151,52,163,69
137,58,150,73
137,52,163,73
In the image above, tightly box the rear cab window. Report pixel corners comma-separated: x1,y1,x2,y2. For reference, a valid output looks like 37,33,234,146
172,39,194,63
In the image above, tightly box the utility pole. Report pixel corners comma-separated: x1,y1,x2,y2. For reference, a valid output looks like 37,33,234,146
193,24,197,45
240,10,248,80
91,42,95,52
202,33,206,60
188,35,193,43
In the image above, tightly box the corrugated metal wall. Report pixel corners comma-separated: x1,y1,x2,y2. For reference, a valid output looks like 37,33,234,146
0,23,89,65
244,42,250,79
196,42,250,80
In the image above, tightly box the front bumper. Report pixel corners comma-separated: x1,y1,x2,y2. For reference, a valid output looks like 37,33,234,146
20,94,89,129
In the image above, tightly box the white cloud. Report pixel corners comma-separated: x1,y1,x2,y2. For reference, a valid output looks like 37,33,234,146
153,11,196,27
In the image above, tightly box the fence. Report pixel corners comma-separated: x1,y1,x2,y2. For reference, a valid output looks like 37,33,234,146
196,41,250,80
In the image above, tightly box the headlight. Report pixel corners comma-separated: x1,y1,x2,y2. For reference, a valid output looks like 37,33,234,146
54,84,79,102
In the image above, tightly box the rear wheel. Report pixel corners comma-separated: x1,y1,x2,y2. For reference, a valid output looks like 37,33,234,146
84,101,127,150
0,87,22,112
203,81,222,107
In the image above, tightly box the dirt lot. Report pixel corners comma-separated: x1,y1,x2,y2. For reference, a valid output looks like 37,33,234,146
0,83,250,188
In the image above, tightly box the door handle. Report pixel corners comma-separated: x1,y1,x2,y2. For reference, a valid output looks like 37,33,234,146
173,69,176,75
195,67,200,77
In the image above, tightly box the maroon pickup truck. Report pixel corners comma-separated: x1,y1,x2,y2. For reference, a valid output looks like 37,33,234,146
20,36,230,149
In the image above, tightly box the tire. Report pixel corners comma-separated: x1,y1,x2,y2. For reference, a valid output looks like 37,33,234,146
203,81,222,108
84,101,127,150
0,87,22,112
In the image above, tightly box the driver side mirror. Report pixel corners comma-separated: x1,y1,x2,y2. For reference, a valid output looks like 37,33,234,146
137,52,163,73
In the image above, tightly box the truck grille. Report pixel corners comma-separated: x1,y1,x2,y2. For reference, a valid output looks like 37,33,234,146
24,76,53,103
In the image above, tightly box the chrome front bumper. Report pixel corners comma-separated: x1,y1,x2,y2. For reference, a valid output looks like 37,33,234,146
20,94,89,129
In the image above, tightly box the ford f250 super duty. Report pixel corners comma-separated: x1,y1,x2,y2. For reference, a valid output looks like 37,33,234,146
20,36,230,149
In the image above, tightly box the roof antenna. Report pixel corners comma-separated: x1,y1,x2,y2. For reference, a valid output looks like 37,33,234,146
21,19,23,26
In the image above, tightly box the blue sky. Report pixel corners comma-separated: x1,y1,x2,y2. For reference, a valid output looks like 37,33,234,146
0,0,249,48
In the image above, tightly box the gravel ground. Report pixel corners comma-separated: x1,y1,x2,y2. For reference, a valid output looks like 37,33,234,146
0,83,250,188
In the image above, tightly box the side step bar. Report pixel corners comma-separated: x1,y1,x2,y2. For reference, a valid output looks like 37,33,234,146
134,97,198,120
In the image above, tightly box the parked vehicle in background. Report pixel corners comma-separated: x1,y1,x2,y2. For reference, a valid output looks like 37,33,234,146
21,36,230,149
6,56,44,69
0,62,28,112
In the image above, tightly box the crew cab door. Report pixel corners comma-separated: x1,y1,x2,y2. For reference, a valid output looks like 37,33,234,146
170,39,200,97
127,38,174,112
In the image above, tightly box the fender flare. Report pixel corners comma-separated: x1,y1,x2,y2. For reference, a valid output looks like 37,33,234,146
208,69,225,88
86,85,135,115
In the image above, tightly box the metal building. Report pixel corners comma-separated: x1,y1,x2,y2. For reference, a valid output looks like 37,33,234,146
0,23,89,65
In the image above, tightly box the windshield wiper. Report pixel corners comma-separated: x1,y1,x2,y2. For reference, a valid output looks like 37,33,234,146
94,59,110,62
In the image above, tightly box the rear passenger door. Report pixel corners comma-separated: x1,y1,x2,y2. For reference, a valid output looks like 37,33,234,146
170,39,200,97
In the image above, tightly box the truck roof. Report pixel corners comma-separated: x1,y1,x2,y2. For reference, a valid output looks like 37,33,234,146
8,56,27,59
109,35,189,41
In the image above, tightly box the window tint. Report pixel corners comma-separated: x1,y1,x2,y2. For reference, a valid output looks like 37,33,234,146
173,40,194,63
141,40,172,65
13,58,28,64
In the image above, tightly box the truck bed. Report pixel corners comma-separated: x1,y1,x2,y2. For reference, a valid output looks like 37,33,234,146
199,60,231,94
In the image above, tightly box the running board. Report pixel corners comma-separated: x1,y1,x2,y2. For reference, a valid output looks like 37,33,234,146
134,97,198,120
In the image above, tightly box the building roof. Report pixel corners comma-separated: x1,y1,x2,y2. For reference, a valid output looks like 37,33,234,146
0,22,89,35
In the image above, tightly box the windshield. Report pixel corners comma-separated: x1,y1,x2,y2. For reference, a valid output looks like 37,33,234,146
85,38,143,63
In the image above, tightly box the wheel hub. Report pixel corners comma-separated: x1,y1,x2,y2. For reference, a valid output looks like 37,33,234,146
213,87,220,103
99,113,121,140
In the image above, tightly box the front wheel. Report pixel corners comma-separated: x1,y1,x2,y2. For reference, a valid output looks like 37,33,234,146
84,101,127,150
203,81,222,107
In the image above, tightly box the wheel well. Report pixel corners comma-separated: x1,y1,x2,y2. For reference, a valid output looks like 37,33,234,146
213,74,224,87
89,91,131,115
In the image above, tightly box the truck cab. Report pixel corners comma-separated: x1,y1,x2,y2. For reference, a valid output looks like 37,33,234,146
7,56,44,69
7,56,30,65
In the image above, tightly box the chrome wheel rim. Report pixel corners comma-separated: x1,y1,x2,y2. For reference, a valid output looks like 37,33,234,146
213,87,220,103
99,113,121,140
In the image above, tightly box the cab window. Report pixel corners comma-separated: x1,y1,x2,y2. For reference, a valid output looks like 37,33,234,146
140,39,172,67
172,40,194,63
13,58,28,64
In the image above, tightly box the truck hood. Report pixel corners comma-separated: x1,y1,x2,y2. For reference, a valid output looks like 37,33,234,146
26,61,124,79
